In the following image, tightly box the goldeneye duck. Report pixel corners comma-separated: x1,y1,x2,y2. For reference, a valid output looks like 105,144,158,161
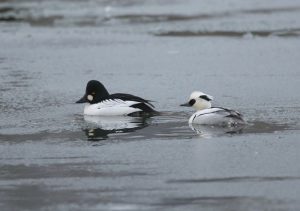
181,91,245,126
76,80,156,116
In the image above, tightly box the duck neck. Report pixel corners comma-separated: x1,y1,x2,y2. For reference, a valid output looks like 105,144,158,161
195,100,211,111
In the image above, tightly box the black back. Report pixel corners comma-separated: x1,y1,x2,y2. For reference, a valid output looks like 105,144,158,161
110,93,155,112
110,93,154,106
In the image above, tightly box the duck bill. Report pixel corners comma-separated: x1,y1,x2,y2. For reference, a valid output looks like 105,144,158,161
76,95,87,103
180,102,191,107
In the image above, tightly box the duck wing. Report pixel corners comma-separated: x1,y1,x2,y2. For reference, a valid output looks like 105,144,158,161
109,93,155,113
110,93,154,107
213,107,244,121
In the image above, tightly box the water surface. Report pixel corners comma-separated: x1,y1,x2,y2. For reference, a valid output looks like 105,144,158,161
0,0,300,210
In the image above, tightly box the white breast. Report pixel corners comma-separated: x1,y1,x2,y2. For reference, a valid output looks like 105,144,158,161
84,99,142,116
189,108,244,126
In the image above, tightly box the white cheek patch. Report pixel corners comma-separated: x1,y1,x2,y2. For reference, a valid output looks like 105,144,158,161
87,95,93,101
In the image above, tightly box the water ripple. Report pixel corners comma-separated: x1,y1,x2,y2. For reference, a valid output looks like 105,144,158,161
167,176,300,184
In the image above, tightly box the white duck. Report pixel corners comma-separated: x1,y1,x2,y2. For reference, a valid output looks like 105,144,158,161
181,91,245,126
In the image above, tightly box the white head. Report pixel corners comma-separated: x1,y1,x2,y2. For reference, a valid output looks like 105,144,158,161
181,91,213,110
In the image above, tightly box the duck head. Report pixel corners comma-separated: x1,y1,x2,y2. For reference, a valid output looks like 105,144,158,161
76,80,109,104
180,91,213,110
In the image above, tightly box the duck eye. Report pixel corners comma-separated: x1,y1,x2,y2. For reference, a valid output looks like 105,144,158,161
91,92,96,95
199,95,211,101
189,99,196,106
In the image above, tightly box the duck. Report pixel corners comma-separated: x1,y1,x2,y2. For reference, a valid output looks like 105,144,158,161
76,80,156,116
180,91,245,126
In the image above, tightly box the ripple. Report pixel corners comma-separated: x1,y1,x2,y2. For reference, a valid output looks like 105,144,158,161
0,163,151,180
0,117,297,143
1,1,300,27
157,196,287,208
167,176,300,184
154,28,300,38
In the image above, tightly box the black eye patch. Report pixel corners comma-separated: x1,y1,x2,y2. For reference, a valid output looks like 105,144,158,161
189,99,196,106
199,95,211,101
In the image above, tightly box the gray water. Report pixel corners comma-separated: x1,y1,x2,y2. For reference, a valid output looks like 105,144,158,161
1,0,300,210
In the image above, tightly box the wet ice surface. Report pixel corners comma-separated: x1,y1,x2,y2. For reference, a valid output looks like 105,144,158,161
1,0,300,210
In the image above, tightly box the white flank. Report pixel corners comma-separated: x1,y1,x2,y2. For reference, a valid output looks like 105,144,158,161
83,99,142,116
189,108,244,126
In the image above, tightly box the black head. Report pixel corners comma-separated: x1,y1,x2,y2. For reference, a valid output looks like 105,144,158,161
76,80,109,104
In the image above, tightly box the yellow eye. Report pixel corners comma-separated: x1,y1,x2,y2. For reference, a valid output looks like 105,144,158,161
92,92,96,95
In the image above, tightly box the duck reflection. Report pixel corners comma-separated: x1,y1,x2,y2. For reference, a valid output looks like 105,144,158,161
83,115,149,141
189,123,245,138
